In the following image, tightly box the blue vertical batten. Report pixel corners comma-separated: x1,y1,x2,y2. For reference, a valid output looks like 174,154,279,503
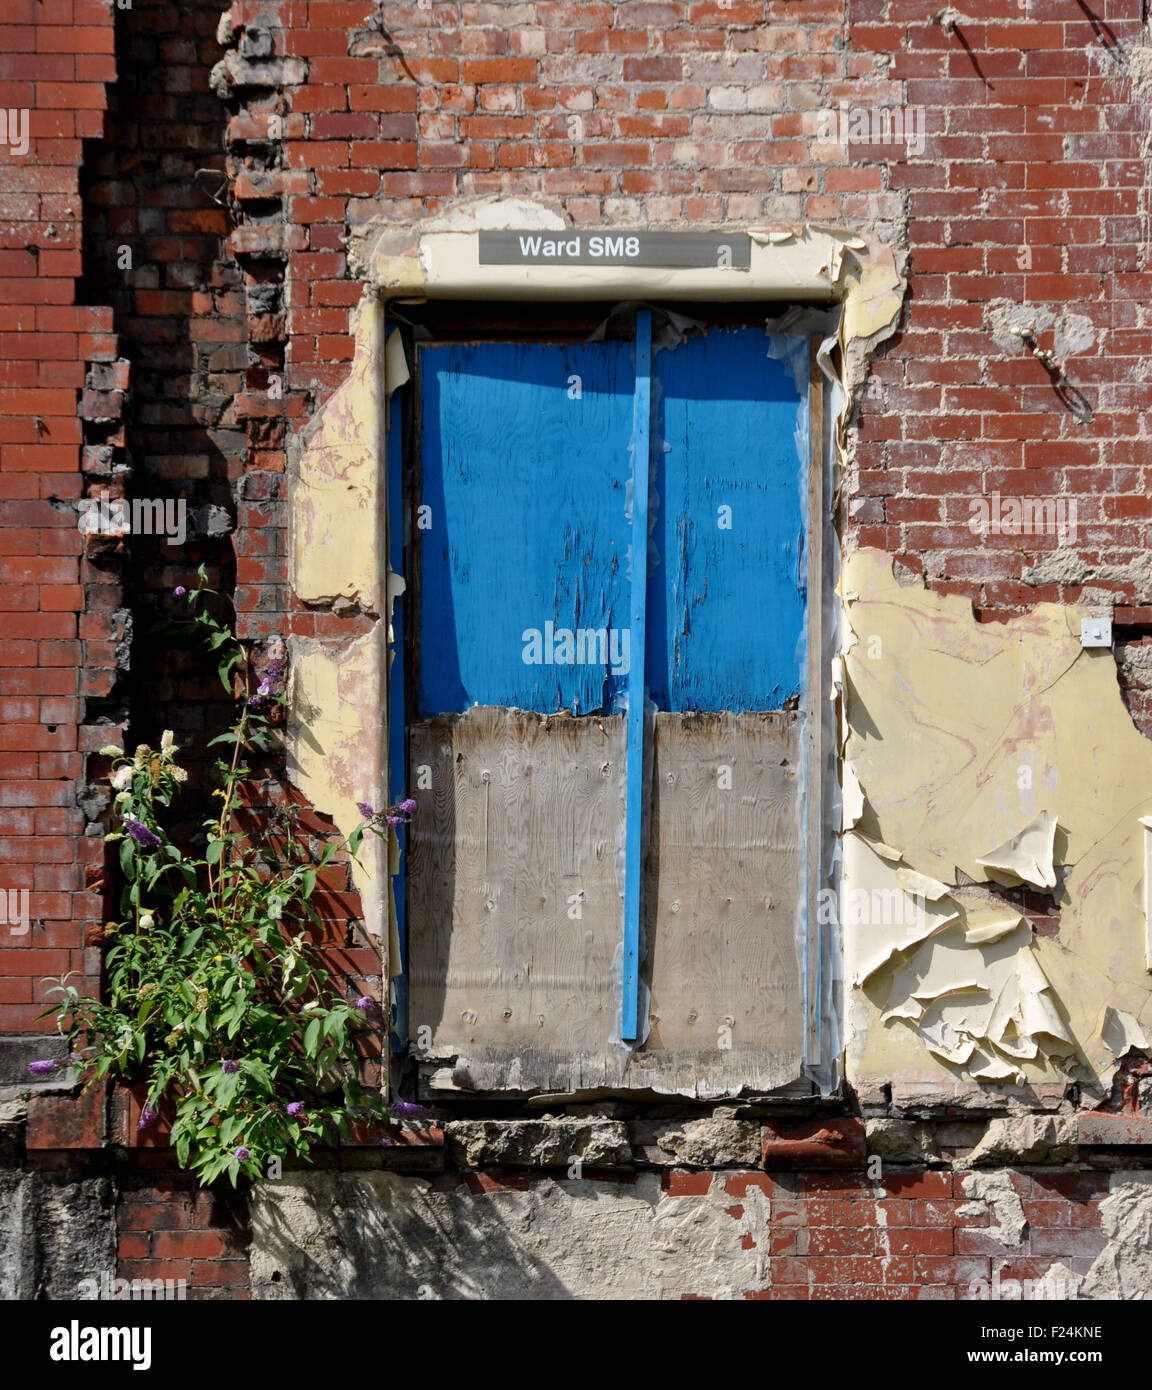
387,389,408,1052
646,327,804,712
622,309,652,1043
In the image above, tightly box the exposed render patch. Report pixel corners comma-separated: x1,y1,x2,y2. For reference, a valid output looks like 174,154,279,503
841,550,1152,1098
250,1171,769,1300
958,1170,1027,1246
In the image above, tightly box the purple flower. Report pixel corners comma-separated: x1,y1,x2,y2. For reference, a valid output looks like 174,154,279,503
354,996,375,1014
285,1101,304,1117
379,1136,396,1147
221,1060,239,1074
256,677,272,698
138,1104,157,1131
28,1059,61,1077
385,815,402,826
234,1147,250,1161
398,798,417,814
356,802,375,820
173,585,187,597
124,819,161,850
266,660,284,682
66,1052,82,1064
389,1100,425,1119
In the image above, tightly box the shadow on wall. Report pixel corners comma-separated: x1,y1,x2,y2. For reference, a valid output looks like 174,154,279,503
78,0,247,826
250,1171,571,1300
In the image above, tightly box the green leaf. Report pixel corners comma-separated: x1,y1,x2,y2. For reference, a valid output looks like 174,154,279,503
348,826,363,857
205,839,224,866
303,1016,322,1058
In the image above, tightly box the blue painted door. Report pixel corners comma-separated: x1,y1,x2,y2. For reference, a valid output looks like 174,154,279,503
407,322,810,1084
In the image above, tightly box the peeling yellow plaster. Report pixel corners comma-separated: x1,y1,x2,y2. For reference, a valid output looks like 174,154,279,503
352,197,900,317
288,631,389,946
843,548,1152,1095
286,293,395,1021
291,295,388,616
839,257,905,349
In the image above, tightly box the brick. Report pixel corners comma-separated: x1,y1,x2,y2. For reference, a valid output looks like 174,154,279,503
27,1083,106,1149
762,1118,868,1170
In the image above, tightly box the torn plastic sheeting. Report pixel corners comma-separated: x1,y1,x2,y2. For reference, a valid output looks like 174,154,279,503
976,810,1059,890
385,327,410,397
585,301,705,354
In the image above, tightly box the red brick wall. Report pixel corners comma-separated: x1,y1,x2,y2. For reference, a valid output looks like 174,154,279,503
0,0,118,1040
675,1169,1107,1300
850,0,1150,621
116,1171,250,1300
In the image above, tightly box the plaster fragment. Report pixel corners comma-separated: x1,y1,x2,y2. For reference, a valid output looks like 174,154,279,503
1101,1005,1149,1057
966,1116,1077,1165
841,761,864,830
1079,1174,1152,1300
962,907,1026,945
976,810,1058,890
959,1171,1027,1246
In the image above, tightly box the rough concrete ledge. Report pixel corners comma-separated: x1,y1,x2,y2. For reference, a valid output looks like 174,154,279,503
445,1119,631,1170
0,1170,117,1300
0,1036,75,1102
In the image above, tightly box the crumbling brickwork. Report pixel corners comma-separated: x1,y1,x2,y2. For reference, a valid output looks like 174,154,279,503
6,0,1152,1302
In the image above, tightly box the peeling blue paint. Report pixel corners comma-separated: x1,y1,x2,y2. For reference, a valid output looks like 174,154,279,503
416,328,806,719
647,326,806,712
417,340,633,715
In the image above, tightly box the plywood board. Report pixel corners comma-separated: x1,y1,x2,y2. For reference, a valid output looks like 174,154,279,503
639,711,806,1094
408,707,630,1092
409,706,806,1097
